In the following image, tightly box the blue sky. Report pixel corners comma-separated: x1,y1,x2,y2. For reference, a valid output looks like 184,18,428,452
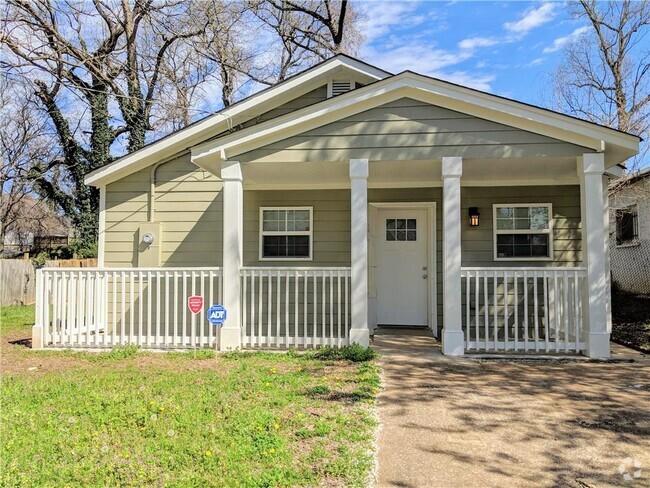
358,1,588,105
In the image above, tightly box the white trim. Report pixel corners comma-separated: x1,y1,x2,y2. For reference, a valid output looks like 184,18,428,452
221,161,243,350
241,179,582,191
493,203,554,262
258,206,314,261
441,156,464,355
350,158,369,345
97,186,106,268
369,202,437,333
85,56,389,187
191,72,638,169
580,153,609,358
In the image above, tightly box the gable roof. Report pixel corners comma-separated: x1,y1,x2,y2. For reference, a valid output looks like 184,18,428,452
86,55,640,187
190,70,640,171
85,55,390,187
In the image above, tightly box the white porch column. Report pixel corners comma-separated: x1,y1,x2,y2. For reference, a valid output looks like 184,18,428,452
220,160,243,351
441,156,464,356
349,158,369,347
579,153,610,358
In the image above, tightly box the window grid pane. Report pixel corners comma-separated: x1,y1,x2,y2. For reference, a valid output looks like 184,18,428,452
386,219,417,241
496,234,549,258
496,205,550,232
262,235,310,258
261,208,312,259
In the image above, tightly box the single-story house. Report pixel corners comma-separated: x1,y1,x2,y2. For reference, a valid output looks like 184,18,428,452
609,168,650,295
32,55,640,358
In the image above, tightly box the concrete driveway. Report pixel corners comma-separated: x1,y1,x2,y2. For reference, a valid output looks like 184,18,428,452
373,329,650,488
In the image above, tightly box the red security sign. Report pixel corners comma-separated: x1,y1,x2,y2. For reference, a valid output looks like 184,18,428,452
187,295,204,314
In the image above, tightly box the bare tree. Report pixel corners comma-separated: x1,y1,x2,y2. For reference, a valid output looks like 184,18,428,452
243,0,362,86
1,0,364,248
551,0,650,172
1,0,209,246
0,78,59,253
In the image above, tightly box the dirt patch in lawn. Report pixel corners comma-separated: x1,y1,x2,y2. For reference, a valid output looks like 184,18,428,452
0,329,233,376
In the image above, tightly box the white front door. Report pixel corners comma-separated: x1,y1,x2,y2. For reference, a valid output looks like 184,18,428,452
376,208,429,326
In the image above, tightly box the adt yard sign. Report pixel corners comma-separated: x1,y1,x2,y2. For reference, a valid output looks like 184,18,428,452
207,304,227,326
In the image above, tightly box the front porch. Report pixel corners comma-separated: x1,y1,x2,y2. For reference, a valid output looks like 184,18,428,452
33,154,612,357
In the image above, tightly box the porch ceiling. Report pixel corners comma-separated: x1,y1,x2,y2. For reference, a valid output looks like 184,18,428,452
241,157,579,189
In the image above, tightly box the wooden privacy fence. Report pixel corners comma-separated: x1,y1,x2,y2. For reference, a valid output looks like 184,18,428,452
461,267,587,353
45,258,98,268
241,267,352,348
0,259,36,306
35,267,222,349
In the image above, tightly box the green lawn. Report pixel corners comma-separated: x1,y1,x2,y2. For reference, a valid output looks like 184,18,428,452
0,304,379,487
0,304,35,335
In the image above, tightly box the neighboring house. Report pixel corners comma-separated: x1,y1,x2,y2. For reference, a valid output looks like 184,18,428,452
609,168,650,295
2,195,71,255
32,55,640,358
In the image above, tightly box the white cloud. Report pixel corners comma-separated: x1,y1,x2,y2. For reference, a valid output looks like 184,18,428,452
362,41,495,91
526,57,545,67
434,71,496,92
504,2,558,35
363,42,474,75
359,2,425,42
543,26,591,53
458,37,499,51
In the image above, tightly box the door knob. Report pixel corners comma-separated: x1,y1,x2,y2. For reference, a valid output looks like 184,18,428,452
422,266,428,271
422,274,428,279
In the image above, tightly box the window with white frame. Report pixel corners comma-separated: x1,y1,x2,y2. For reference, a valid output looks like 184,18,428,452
494,204,553,260
615,205,638,246
260,207,312,260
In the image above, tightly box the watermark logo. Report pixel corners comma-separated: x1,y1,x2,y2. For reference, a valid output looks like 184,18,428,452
618,457,642,482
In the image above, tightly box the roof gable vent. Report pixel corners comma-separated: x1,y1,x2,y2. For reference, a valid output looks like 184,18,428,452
329,80,355,97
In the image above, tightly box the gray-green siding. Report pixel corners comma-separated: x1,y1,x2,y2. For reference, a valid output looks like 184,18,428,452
105,154,222,267
237,98,591,163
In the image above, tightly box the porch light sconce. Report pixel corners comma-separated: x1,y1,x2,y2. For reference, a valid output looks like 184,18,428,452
469,207,480,227
142,232,155,246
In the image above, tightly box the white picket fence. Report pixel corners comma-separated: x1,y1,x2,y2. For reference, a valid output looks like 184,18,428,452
241,267,352,348
461,267,587,353
35,268,222,349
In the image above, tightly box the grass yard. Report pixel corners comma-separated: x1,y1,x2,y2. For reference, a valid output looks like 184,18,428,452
0,305,379,487
0,304,36,335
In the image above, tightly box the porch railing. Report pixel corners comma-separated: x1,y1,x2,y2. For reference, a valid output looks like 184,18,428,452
460,267,587,353
35,267,222,349
241,267,351,349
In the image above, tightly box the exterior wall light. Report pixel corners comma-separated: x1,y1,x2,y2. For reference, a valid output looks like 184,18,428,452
142,232,155,245
469,207,480,227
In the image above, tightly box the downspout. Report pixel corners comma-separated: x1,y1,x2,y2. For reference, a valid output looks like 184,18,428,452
149,162,163,223
148,151,193,221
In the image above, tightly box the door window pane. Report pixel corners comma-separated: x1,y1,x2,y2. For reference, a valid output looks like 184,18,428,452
386,219,417,241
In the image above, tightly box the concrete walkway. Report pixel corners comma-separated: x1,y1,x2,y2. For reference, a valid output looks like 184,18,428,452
373,328,650,488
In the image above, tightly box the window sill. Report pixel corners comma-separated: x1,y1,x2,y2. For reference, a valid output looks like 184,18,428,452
494,257,554,262
259,257,314,262
615,241,640,248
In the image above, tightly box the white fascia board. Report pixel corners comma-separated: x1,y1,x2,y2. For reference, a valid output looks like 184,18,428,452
84,56,389,187
191,72,639,168
402,74,639,159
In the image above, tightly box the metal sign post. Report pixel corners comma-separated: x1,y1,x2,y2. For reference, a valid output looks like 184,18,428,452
206,304,227,351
